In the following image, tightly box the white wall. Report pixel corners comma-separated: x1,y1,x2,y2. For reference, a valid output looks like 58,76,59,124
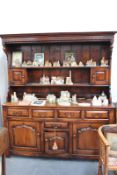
0,0,117,102
0,0,117,34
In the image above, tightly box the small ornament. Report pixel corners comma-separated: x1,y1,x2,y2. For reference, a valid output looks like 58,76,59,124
63,60,70,67
45,60,52,67
22,61,27,67
11,92,18,102
72,94,78,104
92,96,101,106
53,60,61,67
71,61,78,66
86,59,96,66
27,60,33,66
66,77,73,85
102,99,109,106
101,57,108,66
78,61,84,67
40,75,50,84
32,61,39,67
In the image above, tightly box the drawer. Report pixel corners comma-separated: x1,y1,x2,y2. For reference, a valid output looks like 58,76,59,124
58,110,81,118
85,110,109,119
32,109,54,118
44,122,68,129
7,108,29,117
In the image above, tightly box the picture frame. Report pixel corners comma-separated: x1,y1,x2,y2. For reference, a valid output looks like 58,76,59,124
65,52,75,62
34,53,44,66
12,51,23,67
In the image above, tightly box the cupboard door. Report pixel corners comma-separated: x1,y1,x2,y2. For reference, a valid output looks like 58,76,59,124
72,122,108,157
44,131,69,155
9,69,28,85
9,121,41,151
90,67,110,85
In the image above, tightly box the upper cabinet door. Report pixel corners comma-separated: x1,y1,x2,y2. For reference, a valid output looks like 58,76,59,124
9,68,28,85
90,67,110,85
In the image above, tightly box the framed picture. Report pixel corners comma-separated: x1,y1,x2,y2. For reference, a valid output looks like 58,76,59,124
12,51,23,67
65,52,75,62
34,53,44,66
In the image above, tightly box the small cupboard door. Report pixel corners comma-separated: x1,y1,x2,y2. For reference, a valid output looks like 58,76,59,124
44,131,69,155
9,121,41,151
9,68,28,85
72,123,107,157
90,67,110,85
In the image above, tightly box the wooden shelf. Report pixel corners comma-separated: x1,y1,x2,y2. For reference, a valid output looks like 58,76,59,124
10,83,110,87
10,66,110,69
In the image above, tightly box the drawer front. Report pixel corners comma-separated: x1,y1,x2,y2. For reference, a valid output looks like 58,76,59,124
85,110,109,119
7,108,29,117
32,110,54,118
58,110,81,118
44,122,68,129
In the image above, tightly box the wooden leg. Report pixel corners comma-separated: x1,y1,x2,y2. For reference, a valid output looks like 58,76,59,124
103,167,108,175
2,153,6,175
98,159,103,175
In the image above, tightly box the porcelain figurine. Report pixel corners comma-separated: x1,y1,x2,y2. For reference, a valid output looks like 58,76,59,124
86,59,96,66
32,61,39,67
71,61,78,66
27,60,33,66
40,75,50,84
92,96,101,106
101,57,108,66
46,94,56,104
45,60,52,67
63,60,70,67
72,94,78,104
22,61,27,67
53,60,61,67
78,61,84,67
57,91,71,106
102,98,109,106
11,92,18,102
66,77,73,85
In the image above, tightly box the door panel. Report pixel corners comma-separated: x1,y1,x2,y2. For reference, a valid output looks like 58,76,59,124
44,131,69,155
9,121,41,150
73,122,108,156
90,67,110,85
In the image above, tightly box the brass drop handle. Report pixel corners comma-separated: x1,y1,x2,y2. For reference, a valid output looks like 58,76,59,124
45,139,48,142
73,134,76,138
92,74,95,79
37,132,40,136
22,75,25,78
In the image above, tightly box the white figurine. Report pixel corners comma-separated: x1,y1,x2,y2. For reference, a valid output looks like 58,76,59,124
72,94,78,104
78,61,84,67
11,92,18,102
92,96,101,106
102,99,109,106
101,57,108,66
66,77,73,85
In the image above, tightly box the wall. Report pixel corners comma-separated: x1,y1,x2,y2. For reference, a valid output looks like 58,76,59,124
0,0,117,34
0,0,117,102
